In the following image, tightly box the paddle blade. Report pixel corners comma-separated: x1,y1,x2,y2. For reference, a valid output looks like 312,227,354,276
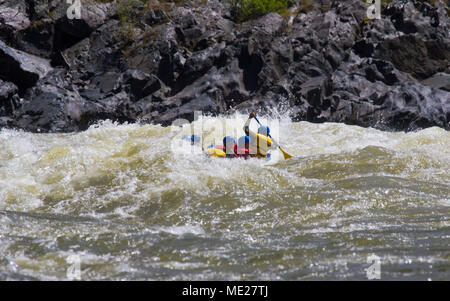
279,146,293,160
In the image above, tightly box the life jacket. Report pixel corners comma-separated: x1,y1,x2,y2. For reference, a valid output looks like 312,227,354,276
235,147,250,159
205,145,234,158
205,147,226,158
206,145,252,159
226,145,237,158
250,134,272,157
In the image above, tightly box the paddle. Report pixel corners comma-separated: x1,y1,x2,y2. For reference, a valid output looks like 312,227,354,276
253,116,293,160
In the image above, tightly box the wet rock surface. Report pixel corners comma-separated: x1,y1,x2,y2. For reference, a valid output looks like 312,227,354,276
0,40,53,93
0,0,449,132
0,79,19,117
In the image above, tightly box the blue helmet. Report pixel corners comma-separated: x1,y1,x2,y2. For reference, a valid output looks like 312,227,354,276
182,134,191,141
223,136,236,154
258,126,270,136
238,136,250,148
223,136,236,147
191,134,201,144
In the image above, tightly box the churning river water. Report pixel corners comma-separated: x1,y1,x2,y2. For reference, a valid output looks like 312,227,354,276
0,113,449,280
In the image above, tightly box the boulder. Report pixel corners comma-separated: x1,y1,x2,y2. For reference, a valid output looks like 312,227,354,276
153,94,219,125
421,73,450,92
312,53,450,131
143,8,169,26
51,0,116,39
50,0,117,65
17,18,55,58
375,34,450,80
0,80,19,116
0,40,53,93
0,0,30,32
118,69,162,102
298,76,331,109
60,20,123,74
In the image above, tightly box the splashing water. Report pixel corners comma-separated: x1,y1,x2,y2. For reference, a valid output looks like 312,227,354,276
0,114,449,280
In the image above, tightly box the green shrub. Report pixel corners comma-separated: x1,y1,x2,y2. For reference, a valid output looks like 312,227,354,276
118,0,136,24
231,0,294,21
118,0,137,45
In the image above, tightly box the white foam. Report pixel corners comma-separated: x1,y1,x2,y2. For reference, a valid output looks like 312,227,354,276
157,225,206,236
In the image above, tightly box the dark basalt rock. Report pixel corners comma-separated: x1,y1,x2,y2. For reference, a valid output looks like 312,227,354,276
143,8,169,26
312,53,450,131
298,76,332,109
119,69,162,102
353,40,374,58
89,71,121,95
421,73,450,92
50,0,116,66
50,0,116,42
17,18,55,59
375,34,450,80
153,94,219,125
9,68,84,132
0,40,53,93
0,79,19,116
0,0,30,34
0,0,449,133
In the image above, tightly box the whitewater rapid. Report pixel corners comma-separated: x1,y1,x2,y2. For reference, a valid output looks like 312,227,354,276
0,114,449,280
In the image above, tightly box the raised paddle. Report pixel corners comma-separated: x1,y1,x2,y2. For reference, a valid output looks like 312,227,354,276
253,116,293,160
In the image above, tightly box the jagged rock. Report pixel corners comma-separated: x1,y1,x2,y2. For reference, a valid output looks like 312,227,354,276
421,73,450,92
153,94,219,125
314,53,450,131
1,1,58,58
0,0,30,32
353,40,375,58
143,8,169,26
379,83,449,130
11,67,138,132
0,0,449,133
60,20,124,74
126,22,178,84
118,69,162,102
13,70,84,132
89,71,121,94
50,0,117,65
172,42,226,94
375,34,450,80
241,12,284,35
17,18,55,58
51,0,116,39
0,40,53,93
384,0,445,37
176,59,248,107
0,80,19,116
299,76,332,109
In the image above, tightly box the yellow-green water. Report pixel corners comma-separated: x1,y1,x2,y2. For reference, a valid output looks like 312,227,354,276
0,114,449,280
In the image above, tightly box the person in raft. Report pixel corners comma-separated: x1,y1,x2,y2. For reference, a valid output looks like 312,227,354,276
205,136,236,158
243,112,276,159
204,113,276,159
182,134,201,145
222,136,237,158
235,136,251,159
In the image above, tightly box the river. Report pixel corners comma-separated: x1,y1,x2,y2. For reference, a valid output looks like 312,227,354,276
0,113,449,280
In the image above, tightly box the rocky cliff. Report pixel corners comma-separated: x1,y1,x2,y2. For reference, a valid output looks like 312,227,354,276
0,0,449,132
